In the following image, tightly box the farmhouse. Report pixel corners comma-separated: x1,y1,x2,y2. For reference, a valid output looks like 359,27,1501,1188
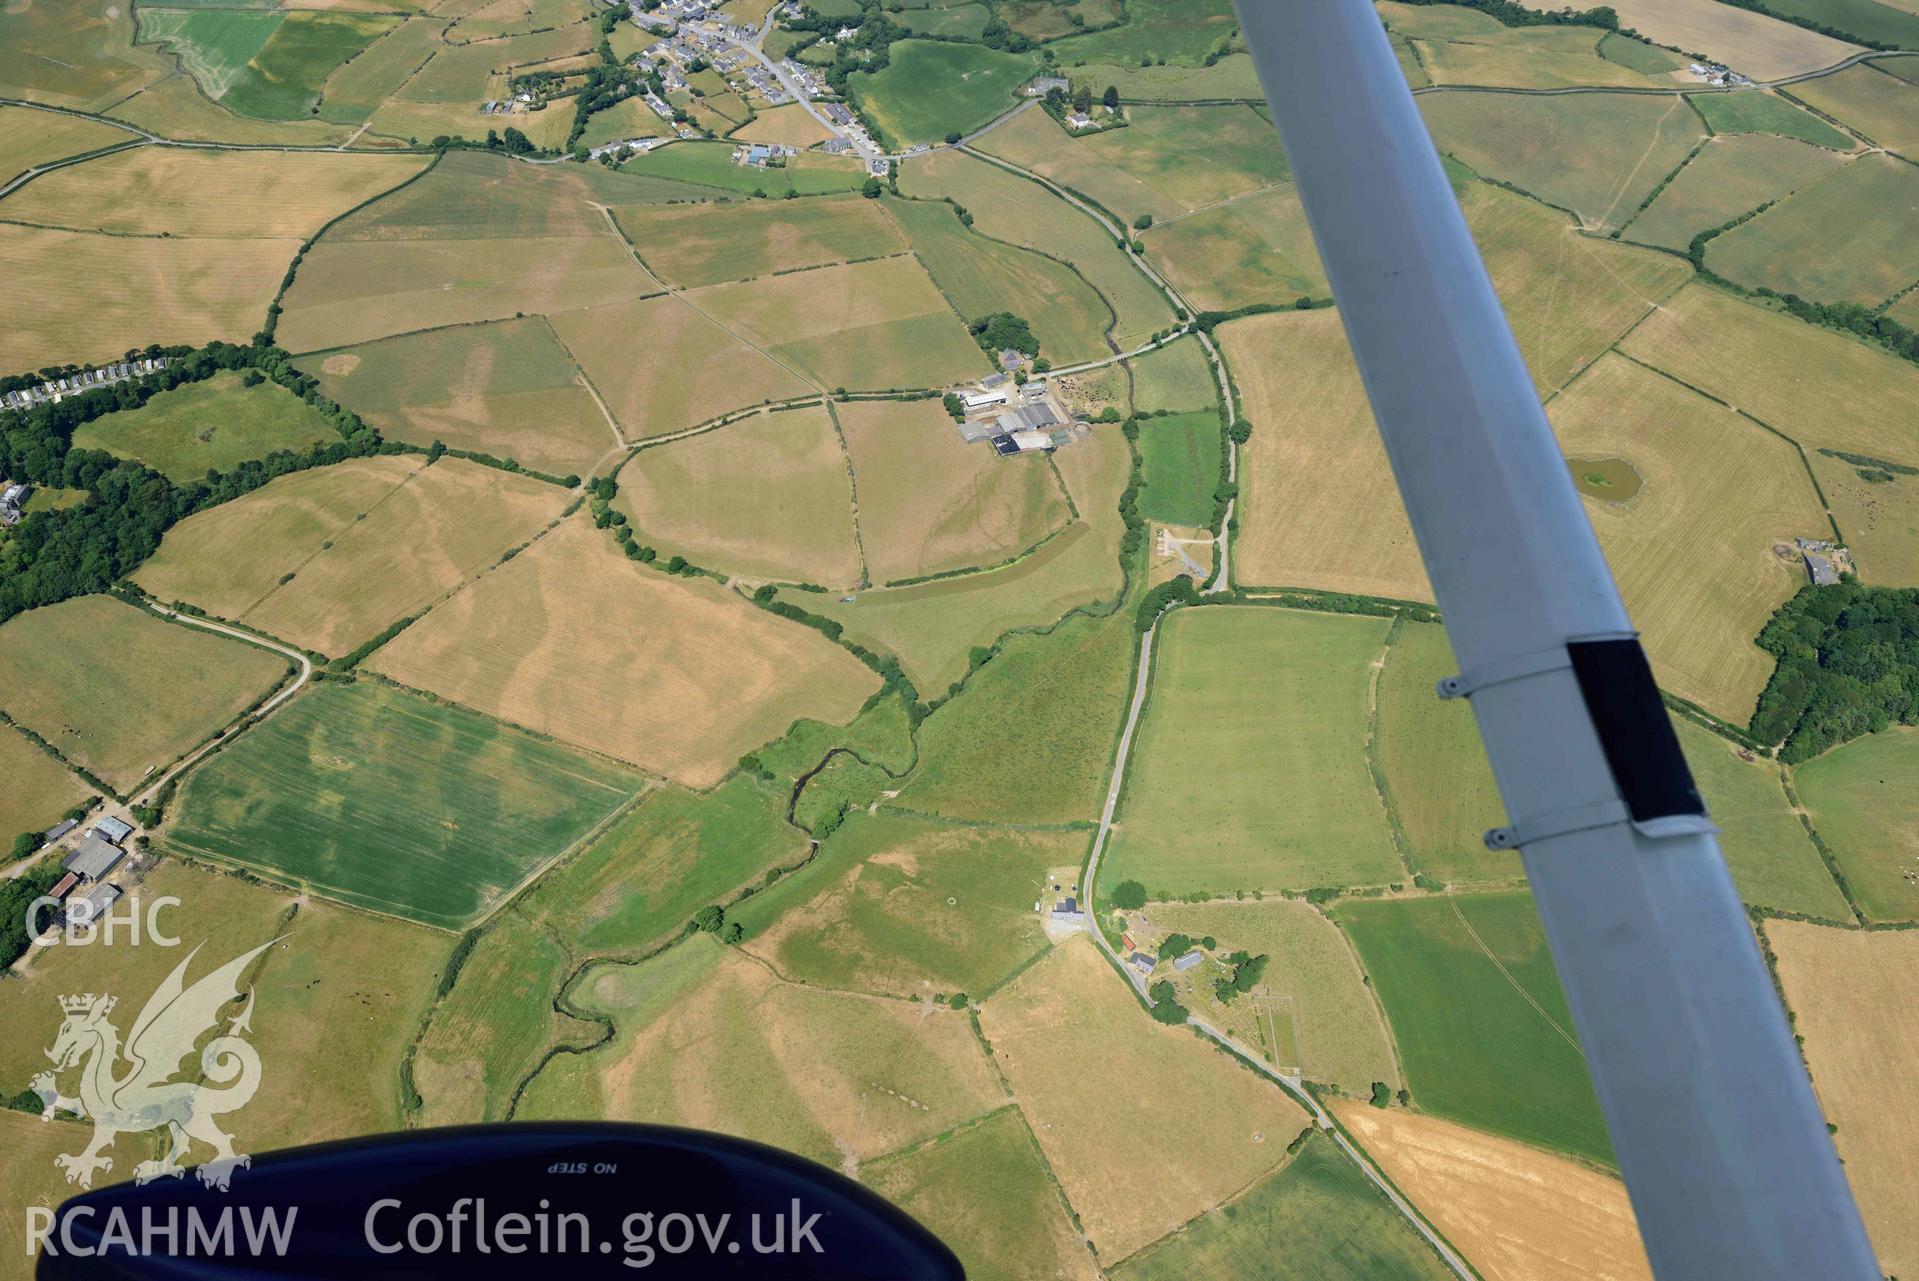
1064,111,1096,131
63,834,126,883
1129,951,1156,974
1172,950,1204,972
0,482,28,527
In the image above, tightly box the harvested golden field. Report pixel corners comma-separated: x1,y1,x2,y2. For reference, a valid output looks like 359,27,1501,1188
0,0,166,112
1516,0,1858,81
730,102,839,148
549,293,815,437
0,148,426,238
1788,61,1919,155
686,255,989,391
1619,284,1919,585
276,233,651,352
978,936,1305,1263
618,193,906,289
0,596,288,792
1333,1100,1651,1281
615,405,862,585
518,938,1002,1171
0,105,136,185
1548,353,1828,722
0,225,295,369
368,517,877,786
1222,309,1431,599
134,456,566,656
1382,2,1670,90
0,727,90,839
838,397,1073,584
1767,920,1919,1280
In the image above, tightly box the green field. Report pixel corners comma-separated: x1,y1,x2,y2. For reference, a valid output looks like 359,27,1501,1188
166,681,641,929
1128,337,1218,414
886,195,1114,364
1114,1131,1455,1281
1142,183,1326,311
1688,90,1854,149
72,370,339,481
1707,154,1919,306
1063,55,1263,100
1421,90,1705,230
1740,0,1919,47
618,193,904,289
140,8,398,121
897,2,990,38
1136,410,1223,527
299,318,614,478
864,1109,1091,1281
1793,727,1919,921
1105,607,1407,897
896,601,1136,822
1623,133,1847,252
0,595,288,793
1374,621,1516,886
1045,0,1239,67
1337,891,1614,1165
1788,61,1919,156
317,18,448,125
849,41,1037,148
622,142,867,195
733,810,1081,996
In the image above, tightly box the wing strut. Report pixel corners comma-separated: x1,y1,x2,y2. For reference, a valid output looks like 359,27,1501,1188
1230,3,1879,1276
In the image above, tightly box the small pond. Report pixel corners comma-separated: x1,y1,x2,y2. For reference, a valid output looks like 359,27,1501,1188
1566,457,1642,504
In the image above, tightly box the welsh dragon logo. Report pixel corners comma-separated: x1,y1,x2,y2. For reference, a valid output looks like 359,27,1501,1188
32,941,273,1192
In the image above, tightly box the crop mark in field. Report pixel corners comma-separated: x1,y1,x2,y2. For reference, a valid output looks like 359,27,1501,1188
1447,897,1584,1058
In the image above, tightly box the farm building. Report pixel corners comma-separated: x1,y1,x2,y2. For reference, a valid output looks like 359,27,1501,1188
1172,950,1205,972
93,815,134,845
963,388,1009,412
63,834,125,883
995,402,1061,436
1027,76,1070,97
1052,896,1079,916
49,871,79,902
43,818,78,845
1128,951,1156,974
67,881,121,926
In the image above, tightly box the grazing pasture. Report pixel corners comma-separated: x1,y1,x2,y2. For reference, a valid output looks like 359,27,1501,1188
1375,621,1516,886
837,397,1072,585
729,102,837,148
1706,154,1919,306
1063,56,1263,100
1146,899,1399,1094
167,681,638,928
139,456,566,656
577,97,670,150
687,256,987,390
888,196,1112,364
1106,607,1405,896
73,370,339,481
551,296,815,438
0,106,136,186
1687,90,1854,149
1116,1131,1454,1281
0,0,166,111
1420,91,1705,230
737,812,1080,996
301,318,614,476
0,596,287,793
1623,134,1847,252
618,193,906,289
1547,353,1829,722
518,939,1003,1169
1333,1102,1651,1281
899,148,1174,350
1337,891,1612,1164
615,405,862,586
849,40,1035,148
317,16,448,124
1515,0,1859,82
623,140,868,195
1619,284,1919,585
1792,727,1919,921
108,71,358,145
139,8,398,120
865,1108,1097,1281
1222,309,1429,599
1000,0,1120,40
0,225,295,370
1127,337,1218,413
1043,0,1238,67
367,518,877,787
896,603,1135,821
1768,921,1919,1279
1141,184,1325,311
1136,411,1223,527
1380,4,1668,90
978,936,1305,1262
0,730,91,840
1787,60,1919,155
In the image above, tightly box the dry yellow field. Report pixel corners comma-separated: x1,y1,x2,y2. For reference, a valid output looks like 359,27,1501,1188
615,405,862,585
549,293,816,437
1788,62,1919,156
0,148,427,238
1767,921,1919,1280
135,456,567,656
730,102,839,148
0,105,136,184
837,398,1074,584
618,194,906,289
1548,353,1829,722
978,936,1306,1263
1619,284,1919,585
368,517,878,786
0,225,295,369
1517,0,1858,80
1333,1100,1651,1281
1222,309,1432,600
0,727,90,839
